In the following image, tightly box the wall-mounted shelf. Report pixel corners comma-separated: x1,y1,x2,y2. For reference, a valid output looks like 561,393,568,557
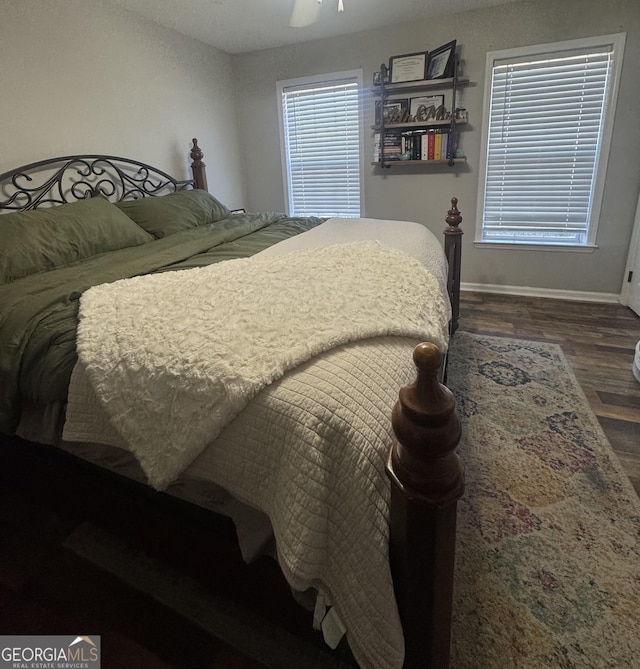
373,53,470,168
372,120,467,131
373,76,469,94
371,158,467,166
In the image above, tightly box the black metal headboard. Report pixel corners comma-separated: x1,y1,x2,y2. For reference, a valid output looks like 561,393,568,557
0,138,208,212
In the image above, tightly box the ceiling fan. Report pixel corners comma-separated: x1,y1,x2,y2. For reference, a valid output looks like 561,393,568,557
289,0,344,27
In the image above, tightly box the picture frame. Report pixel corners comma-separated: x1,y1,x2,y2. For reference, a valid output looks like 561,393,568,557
389,51,428,84
426,40,456,79
410,95,445,120
372,70,390,87
375,99,410,125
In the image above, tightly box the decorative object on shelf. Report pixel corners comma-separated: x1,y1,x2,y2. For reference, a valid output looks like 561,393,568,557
372,70,389,87
389,51,428,83
410,95,444,119
427,40,457,79
455,107,468,122
375,99,410,125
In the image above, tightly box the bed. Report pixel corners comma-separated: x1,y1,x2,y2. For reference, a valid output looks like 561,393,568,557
0,139,464,669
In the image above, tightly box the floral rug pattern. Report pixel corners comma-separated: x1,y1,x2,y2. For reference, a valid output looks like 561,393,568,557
448,333,640,669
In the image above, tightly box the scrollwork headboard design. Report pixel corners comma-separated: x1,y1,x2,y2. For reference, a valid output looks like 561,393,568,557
0,139,207,212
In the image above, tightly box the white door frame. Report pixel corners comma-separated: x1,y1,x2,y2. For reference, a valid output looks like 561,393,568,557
620,187,640,308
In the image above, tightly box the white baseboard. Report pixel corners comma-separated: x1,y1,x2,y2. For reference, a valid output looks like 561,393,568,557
461,282,621,304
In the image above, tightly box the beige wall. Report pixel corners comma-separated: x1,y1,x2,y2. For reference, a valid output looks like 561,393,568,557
0,0,246,209
233,0,640,296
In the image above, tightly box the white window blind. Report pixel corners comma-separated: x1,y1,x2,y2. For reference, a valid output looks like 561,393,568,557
479,37,624,246
280,76,361,218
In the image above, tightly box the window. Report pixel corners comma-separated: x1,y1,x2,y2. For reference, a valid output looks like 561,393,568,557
278,71,363,218
477,34,625,248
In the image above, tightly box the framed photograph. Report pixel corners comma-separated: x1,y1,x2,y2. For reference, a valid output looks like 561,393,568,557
410,95,445,120
426,40,456,79
373,69,390,87
389,51,428,84
375,99,409,125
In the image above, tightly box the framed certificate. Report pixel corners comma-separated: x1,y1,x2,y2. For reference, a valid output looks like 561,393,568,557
426,41,457,79
410,95,445,119
389,51,428,84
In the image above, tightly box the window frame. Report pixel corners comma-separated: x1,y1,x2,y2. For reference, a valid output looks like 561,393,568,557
277,69,365,218
475,33,626,251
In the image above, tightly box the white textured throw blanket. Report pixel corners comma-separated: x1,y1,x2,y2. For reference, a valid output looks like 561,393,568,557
76,240,449,490
68,220,451,669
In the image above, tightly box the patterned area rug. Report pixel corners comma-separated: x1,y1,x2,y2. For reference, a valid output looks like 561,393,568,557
448,333,640,668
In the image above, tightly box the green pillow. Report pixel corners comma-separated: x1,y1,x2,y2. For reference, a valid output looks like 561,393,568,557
0,197,154,284
115,189,230,239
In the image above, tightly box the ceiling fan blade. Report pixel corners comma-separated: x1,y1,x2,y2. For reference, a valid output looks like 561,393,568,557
289,0,322,27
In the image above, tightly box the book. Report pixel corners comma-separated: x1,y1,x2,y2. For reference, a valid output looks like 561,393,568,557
374,133,403,161
427,131,436,161
449,131,460,158
403,130,426,160
434,132,443,160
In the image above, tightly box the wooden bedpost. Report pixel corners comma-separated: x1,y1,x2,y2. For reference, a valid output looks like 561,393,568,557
386,342,464,669
190,138,209,192
444,198,463,335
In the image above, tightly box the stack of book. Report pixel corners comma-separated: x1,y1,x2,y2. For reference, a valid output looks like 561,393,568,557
373,133,402,161
374,130,460,162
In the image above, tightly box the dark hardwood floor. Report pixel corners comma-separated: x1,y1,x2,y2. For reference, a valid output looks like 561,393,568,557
459,291,640,497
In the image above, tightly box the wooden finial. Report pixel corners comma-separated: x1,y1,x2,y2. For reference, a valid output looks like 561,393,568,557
445,197,462,233
388,342,464,505
190,138,208,191
190,138,204,165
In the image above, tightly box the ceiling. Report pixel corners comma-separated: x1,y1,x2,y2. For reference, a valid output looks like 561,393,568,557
105,0,527,55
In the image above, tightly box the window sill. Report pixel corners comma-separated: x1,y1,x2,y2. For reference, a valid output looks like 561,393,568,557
473,241,598,253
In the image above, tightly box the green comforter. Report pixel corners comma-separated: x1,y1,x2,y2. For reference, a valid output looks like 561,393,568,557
0,213,323,433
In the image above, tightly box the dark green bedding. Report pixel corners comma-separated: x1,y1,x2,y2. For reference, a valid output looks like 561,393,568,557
0,213,323,433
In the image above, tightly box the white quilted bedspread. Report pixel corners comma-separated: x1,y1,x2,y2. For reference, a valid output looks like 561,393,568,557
63,217,450,669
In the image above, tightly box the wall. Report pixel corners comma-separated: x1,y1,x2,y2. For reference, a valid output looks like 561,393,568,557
0,0,246,209
233,0,640,296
